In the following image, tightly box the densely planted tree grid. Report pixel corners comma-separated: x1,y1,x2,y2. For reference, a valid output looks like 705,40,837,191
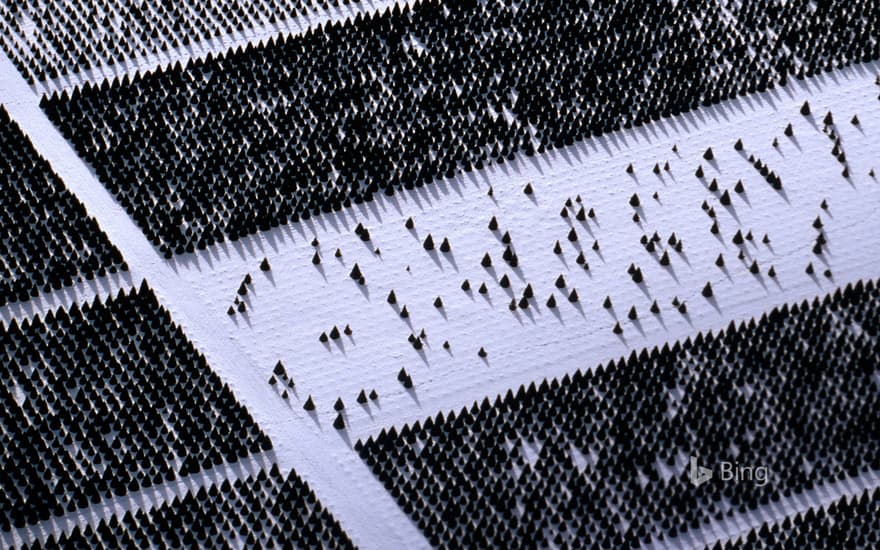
2,1,878,548
0,106,126,305
0,284,271,530
357,280,880,548
0,0,362,83
22,465,354,549
726,487,880,549
42,0,879,255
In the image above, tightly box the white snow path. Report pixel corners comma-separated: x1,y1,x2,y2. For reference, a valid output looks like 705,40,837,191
0,271,134,326
0,52,428,549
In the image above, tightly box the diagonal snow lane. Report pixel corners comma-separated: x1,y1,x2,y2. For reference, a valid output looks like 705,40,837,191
0,52,429,550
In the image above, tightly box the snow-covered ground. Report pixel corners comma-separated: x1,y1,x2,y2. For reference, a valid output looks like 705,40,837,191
2,43,879,547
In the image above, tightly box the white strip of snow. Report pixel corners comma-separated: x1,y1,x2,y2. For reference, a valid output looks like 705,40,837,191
0,271,134,326
167,61,880,448
0,452,276,550
30,0,416,97
0,52,428,549
654,469,880,549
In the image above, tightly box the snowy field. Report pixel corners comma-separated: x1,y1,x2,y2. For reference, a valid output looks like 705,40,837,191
169,62,880,445
1,13,879,546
